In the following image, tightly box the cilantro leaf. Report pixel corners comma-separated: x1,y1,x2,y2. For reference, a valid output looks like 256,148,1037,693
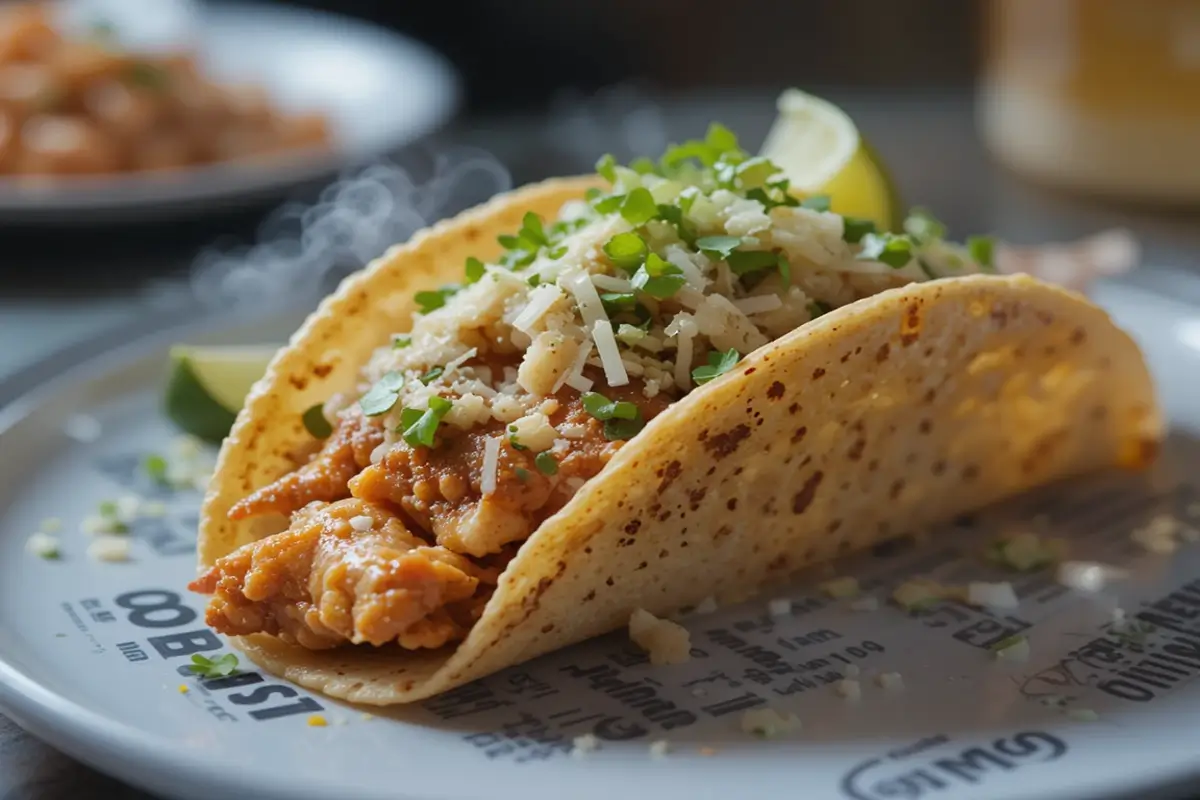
734,156,778,190
581,392,639,421
359,371,404,416
859,233,914,269
726,249,780,276
603,416,645,441
800,195,832,212
631,253,686,299
595,154,617,183
808,300,833,318
841,216,877,244
904,208,947,242
620,188,658,226
188,653,239,679
692,348,740,385
629,157,658,175
302,404,333,439
535,451,559,476
746,186,799,211
695,235,743,259
392,334,412,349
419,367,444,385
414,286,457,314
603,233,648,271
592,194,624,214
967,235,995,269
464,257,485,284
521,212,548,246
143,454,169,485
654,203,697,246
401,396,453,448
601,292,638,314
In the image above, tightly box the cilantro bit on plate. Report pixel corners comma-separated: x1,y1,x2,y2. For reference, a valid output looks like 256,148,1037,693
188,653,239,678
143,454,169,485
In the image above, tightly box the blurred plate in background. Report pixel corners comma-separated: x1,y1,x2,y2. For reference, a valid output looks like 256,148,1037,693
0,1,460,224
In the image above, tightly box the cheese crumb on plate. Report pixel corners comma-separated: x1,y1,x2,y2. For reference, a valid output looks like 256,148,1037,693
740,707,802,738
629,609,691,665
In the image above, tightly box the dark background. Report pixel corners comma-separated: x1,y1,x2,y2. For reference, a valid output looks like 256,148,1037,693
260,0,980,112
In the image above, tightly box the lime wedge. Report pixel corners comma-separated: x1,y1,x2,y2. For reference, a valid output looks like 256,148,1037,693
164,345,277,443
759,88,904,232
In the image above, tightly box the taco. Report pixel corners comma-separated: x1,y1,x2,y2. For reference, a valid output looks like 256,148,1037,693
190,123,1162,705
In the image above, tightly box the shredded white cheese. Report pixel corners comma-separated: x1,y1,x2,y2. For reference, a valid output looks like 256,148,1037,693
591,274,633,293
442,347,478,377
88,535,131,563
732,294,784,315
558,341,594,394
349,515,374,532
481,436,501,496
591,320,629,387
571,734,600,757
835,679,862,701
512,285,564,334
766,598,792,617
692,596,719,615
629,609,692,665
967,581,1020,610
876,672,905,691
561,269,608,330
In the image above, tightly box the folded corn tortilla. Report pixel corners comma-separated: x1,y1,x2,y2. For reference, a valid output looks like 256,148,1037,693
194,172,1161,705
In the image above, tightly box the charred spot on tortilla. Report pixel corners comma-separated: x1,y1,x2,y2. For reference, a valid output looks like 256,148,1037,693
192,121,1162,705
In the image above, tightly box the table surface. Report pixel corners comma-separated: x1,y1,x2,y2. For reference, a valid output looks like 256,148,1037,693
2,88,1199,800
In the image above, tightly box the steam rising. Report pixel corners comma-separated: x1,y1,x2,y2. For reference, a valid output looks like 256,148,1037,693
156,85,668,316
180,146,511,314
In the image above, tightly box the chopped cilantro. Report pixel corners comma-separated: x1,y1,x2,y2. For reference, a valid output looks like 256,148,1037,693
692,348,740,385
967,235,995,269
746,186,799,212
631,253,686,299
800,195,832,213
401,396,453,448
841,216,877,244
917,258,938,280
188,653,239,679
89,19,117,40
659,123,741,174
521,212,548,246
592,194,624,214
515,467,532,483
654,203,697,246
582,392,639,421
726,249,780,276
419,367,444,385
464,257,485,284
904,209,947,242
601,292,638,314
629,157,657,175
98,500,118,518
989,634,1027,653
695,235,743,259
808,300,833,318
859,233,914,269
527,273,542,287
359,371,404,416
733,157,778,190
143,454,169,485
595,154,618,183
414,286,457,314
392,334,412,349
603,416,645,441
620,188,658,226
603,233,648,271
507,424,527,451
547,245,568,259
302,404,333,439
535,451,559,476
777,252,792,287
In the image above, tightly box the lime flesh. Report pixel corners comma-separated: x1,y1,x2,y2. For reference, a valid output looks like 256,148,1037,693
164,345,276,443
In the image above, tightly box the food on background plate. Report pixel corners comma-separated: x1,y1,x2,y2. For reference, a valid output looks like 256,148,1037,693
0,3,330,178
187,90,1162,705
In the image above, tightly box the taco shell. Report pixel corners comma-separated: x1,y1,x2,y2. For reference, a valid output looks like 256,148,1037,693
197,177,1162,704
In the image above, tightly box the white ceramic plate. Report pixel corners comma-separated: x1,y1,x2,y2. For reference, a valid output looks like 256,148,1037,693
2,275,1200,800
0,1,459,223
